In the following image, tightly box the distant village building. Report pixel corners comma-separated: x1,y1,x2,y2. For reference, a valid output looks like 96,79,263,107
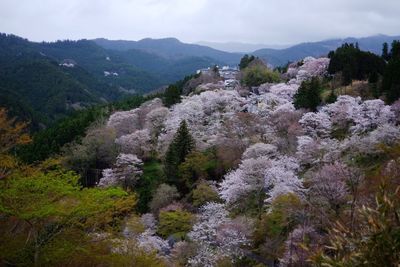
59,59,77,68
104,71,119,77
197,65,239,80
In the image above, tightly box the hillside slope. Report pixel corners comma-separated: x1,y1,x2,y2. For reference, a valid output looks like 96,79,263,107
94,37,242,65
254,34,400,66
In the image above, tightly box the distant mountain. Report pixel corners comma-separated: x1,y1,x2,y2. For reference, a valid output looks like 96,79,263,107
0,34,113,127
196,41,290,53
253,34,400,66
2,32,399,128
0,34,241,127
94,37,242,65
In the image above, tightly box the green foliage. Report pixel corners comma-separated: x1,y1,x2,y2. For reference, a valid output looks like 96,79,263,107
0,164,137,266
312,184,400,267
162,73,200,107
239,54,255,70
164,120,195,192
241,64,280,87
178,151,213,191
382,42,390,61
191,180,220,208
328,43,386,86
157,209,193,239
0,33,212,129
164,85,181,107
294,77,323,111
382,41,400,103
136,160,165,213
253,194,302,248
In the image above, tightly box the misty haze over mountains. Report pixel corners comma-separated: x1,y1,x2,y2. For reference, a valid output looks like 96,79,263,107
94,34,400,67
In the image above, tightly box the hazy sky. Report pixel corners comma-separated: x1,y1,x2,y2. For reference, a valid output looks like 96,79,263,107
1,0,400,44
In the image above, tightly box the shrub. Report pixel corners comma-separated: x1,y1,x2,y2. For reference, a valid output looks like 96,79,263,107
241,65,280,87
191,180,220,208
157,209,193,239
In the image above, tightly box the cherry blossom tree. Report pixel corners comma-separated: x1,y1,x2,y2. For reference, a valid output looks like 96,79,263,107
242,143,278,160
269,83,300,101
219,156,271,205
296,136,341,167
264,157,304,202
144,107,170,139
270,109,304,153
158,89,246,154
341,124,400,156
299,112,332,138
187,203,249,266
107,109,140,137
280,225,321,267
286,57,330,83
115,129,152,159
98,153,143,188
308,162,349,216
350,99,394,134
320,95,361,133
390,99,400,125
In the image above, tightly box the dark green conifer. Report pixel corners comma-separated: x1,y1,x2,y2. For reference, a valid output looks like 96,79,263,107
164,120,195,190
293,77,322,111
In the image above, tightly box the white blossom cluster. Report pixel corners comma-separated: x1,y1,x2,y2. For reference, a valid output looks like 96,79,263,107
286,57,330,83
296,95,398,167
188,202,250,266
98,153,143,187
219,143,304,205
158,90,247,153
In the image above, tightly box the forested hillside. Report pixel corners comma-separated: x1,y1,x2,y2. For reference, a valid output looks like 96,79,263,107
0,33,236,128
2,41,400,266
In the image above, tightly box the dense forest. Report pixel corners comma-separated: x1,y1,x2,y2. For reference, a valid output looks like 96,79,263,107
0,33,229,128
1,40,400,267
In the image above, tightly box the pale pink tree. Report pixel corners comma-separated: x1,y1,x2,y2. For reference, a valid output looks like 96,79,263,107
219,156,271,206
188,203,250,266
308,162,354,216
280,225,321,267
98,153,143,188
115,129,152,159
107,109,140,137
242,143,278,160
264,157,304,202
350,99,394,134
299,112,332,138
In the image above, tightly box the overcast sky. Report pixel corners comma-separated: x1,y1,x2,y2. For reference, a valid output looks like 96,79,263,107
1,0,400,45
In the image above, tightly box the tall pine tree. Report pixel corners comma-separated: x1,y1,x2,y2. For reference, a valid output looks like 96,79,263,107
164,120,195,191
382,40,400,103
382,42,390,61
293,77,322,112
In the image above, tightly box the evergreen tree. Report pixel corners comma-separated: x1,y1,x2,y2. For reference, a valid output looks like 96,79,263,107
328,43,385,86
382,58,400,103
293,77,322,111
164,85,181,107
382,42,390,61
382,41,400,103
239,54,255,70
391,40,400,60
164,120,195,191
